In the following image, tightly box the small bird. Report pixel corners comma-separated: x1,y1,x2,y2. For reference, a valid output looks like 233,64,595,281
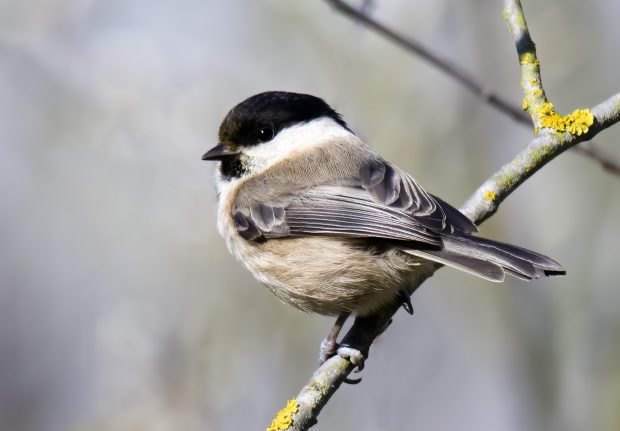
203,91,565,366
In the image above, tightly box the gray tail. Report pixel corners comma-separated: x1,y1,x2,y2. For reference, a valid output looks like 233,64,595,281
405,234,565,282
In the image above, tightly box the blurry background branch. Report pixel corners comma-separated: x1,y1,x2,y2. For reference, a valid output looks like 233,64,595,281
324,0,620,177
282,1,620,429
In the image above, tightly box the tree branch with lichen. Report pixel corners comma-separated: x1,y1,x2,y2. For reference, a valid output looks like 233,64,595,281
461,91,620,225
266,1,620,430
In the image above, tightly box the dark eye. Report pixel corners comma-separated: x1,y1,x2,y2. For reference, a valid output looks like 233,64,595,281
257,127,275,142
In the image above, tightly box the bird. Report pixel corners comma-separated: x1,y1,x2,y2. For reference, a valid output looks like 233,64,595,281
203,91,565,366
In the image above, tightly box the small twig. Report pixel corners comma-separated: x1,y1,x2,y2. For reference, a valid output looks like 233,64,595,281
503,0,548,129
279,2,620,429
323,0,620,176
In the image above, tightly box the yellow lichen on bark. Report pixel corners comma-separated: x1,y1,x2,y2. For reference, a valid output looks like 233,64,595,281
537,102,565,131
519,52,539,65
522,98,528,110
483,190,497,201
266,399,299,431
531,89,543,97
536,102,594,136
565,109,595,135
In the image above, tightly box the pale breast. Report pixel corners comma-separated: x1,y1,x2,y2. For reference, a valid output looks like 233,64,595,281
219,190,433,315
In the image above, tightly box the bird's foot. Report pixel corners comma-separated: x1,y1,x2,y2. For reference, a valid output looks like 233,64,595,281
320,338,367,375
337,345,366,372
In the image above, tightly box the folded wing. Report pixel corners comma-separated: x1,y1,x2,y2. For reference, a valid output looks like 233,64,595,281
232,159,565,281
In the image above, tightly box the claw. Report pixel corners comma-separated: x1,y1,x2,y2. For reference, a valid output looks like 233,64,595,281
399,288,414,315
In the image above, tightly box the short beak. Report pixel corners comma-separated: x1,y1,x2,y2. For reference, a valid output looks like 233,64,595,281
201,143,239,161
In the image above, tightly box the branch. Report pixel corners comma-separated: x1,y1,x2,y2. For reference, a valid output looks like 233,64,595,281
265,2,620,429
461,91,620,224
323,0,620,176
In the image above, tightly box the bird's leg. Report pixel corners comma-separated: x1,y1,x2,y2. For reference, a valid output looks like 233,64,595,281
319,312,350,365
333,291,414,376
338,313,392,372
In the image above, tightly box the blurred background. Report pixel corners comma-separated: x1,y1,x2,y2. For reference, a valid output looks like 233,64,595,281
1,0,619,430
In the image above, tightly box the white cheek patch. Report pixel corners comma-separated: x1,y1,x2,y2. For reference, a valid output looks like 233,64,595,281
215,172,236,197
241,117,351,171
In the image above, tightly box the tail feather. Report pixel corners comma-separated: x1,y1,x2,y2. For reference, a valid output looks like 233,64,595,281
405,234,565,281
406,248,507,282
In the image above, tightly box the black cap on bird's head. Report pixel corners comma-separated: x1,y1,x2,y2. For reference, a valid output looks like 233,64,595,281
202,91,348,163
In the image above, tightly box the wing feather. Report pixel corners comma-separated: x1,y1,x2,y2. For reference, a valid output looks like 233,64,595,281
233,159,477,245
282,186,440,243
